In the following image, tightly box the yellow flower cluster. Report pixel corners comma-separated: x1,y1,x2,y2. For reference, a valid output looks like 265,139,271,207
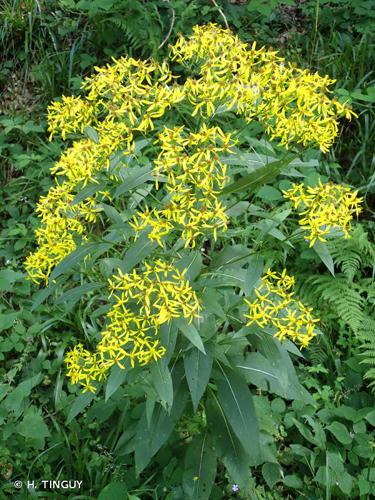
25,57,184,283
24,25,358,390
245,269,319,348
130,124,235,247
26,25,356,283
283,181,363,246
24,182,98,283
65,261,201,392
171,23,356,152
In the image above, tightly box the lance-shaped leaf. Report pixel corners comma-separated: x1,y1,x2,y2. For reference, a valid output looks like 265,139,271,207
105,365,127,402
206,391,252,489
50,241,113,281
150,361,173,412
184,346,213,412
313,239,335,276
121,233,157,273
134,363,187,474
216,365,260,462
182,432,217,500
56,282,104,306
175,318,206,354
221,157,293,196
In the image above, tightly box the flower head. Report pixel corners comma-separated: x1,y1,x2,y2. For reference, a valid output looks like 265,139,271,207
245,269,319,348
283,181,363,246
65,260,201,391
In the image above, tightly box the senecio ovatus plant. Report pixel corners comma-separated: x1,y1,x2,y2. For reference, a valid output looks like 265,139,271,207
25,24,362,394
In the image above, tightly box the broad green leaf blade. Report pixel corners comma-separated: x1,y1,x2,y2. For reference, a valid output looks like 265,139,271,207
326,421,352,445
114,165,153,198
256,335,315,405
206,391,252,489
176,250,203,281
150,362,173,412
121,233,157,274
182,432,217,500
313,240,335,276
184,346,213,412
31,282,57,311
134,387,188,474
50,242,112,281
216,365,260,461
98,482,128,500
66,391,95,424
73,181,107,204
210,244,250,269
175,318,205,354
105,365,127,402
56,282,104,305
235,352,281,390
197,268,245,289
100,203,124,225
84,125,99,143
244,255,264,295
221,157,292,195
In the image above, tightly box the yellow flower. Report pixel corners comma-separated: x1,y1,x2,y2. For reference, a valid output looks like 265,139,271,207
170,23,355,152
283,181,363,246
131,125,234,247
64,261,201,391
245,269,319,348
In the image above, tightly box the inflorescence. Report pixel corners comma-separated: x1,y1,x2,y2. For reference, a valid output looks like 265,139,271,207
23,24,359,390
283,181,363,246
65,261,201,392
244,269,319,348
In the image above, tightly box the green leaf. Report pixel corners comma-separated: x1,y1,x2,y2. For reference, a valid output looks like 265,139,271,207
313,240,335,276
182,432,217,500
210,244,250,269
283,474,303,489
66,391,95,424
221,157,292,195
176,251,202,281
121,233,157,273
17,406,50,449
175,318,205,354
256,336,315,405
206,392,252,488
337,471,353,496
244,255,264,295
0,312,18,332
50,242,113,281
105,365,127,402
72,181,107,204
56,282,104,305
1,374,42,416
197,268,245,289
216,365,260,461
134,383,187,474
114,165,153,198
150,362,173,412
257,185,282,201
0,270,24,292
100,203,124,225
365,409,375,426
31,283,57,311
262,462,282,489
358,475,371,496
84,125,99,143
326,421,352,445
98,482,128,500
184,346,213,411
